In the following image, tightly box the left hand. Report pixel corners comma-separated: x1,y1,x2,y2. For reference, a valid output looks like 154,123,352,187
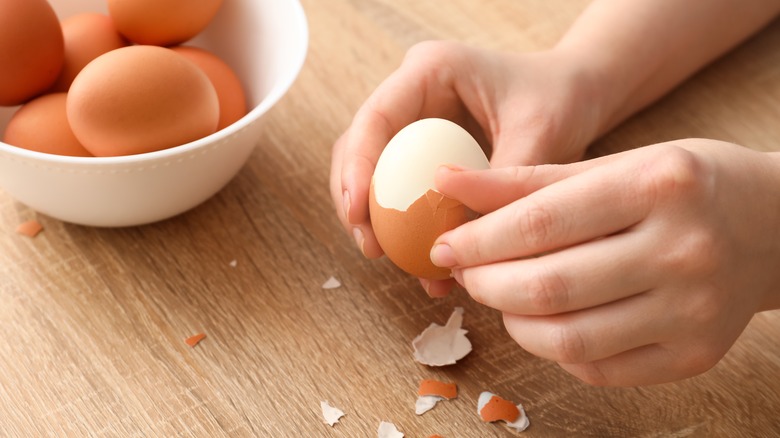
429,139,780,386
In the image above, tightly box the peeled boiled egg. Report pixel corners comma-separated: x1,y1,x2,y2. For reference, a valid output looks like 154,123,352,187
3,93,92,157
0,0,64,106
50,13,129,92
369,118,490,280
67,45,219,157
171,46,247,130
107,0,224,46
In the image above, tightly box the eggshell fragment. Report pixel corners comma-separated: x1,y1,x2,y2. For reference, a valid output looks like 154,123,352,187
412,307,472,366
321,276,341,289
477,391,529,432
67,45,219,156
414,396,440,416
415,379,458,415
369,118,489,280
377,421,404,438
0,0,64,105
184,333,207,347
478,394,519,423
418,379,457,399
16,220,43,238
320,400,345,427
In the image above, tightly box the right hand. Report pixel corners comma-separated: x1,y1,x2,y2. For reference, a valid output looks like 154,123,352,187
330,41,606,296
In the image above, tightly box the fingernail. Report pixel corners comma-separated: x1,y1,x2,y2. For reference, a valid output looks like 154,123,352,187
342,190,351,223
430,243,456,267
440,164,465,172
352,227,366,257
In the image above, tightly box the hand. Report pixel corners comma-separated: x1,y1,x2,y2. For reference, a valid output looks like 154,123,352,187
330,41,605,296
430,139,780,386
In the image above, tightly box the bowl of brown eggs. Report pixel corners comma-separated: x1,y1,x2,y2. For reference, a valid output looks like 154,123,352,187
0,0,308,226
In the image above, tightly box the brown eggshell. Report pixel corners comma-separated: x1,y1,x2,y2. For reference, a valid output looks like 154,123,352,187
50,13,128,92
107,0,224,46
418,379,458,400
479,395,520,423
67,45,219,157
369,182,467,280
170,46,247,130
0,0,64,106
3,93,92,157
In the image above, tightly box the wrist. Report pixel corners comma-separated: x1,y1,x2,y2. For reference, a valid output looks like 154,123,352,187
547,44,624,143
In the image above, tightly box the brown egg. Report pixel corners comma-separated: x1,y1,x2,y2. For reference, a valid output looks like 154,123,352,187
107,0,224,46
67,45,219,157
369,119,490,280
170,46,247,130
0,0,64,106
370,188,469,280
50,13,128,92
3,93,92,157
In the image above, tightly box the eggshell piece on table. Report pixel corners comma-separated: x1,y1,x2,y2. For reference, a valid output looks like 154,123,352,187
321,276,341,289
415,379,458,415
16,219,43,238
3,93,92,157
377,421,404,438
418,379,457,399
50,13,129,92
107,0,224,46
478,394,519,423
412,307,472,367
0,0,64,106
184,333,207,347
477,391,530,432
369,118,490,280
320,401,345,427
67,45,219,157
171,46,247,130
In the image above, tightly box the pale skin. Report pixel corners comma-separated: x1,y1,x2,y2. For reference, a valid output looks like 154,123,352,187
330,0,780,386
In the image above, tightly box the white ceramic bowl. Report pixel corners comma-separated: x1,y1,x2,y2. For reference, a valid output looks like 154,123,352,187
0,0,308,227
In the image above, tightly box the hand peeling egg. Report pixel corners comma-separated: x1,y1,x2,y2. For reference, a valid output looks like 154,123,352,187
369,118,490,280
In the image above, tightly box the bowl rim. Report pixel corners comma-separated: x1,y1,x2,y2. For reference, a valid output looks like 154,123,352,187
0,0,309,166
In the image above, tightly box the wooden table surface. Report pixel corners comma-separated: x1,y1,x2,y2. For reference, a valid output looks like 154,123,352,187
2,1,780,436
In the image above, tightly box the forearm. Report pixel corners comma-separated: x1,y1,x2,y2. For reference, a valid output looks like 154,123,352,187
760,152,780,312
555,0,780,136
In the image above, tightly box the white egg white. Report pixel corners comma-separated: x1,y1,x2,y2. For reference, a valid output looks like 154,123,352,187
372,118,490,211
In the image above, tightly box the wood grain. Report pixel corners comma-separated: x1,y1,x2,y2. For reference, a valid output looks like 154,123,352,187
2,1,780,436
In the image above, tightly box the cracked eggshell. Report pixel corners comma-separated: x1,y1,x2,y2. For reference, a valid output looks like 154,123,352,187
369,118,489,280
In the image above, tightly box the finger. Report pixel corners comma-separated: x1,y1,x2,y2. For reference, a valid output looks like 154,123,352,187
501,290,677,365
331,131,384,258
435,163,585,215
435,151,636,215
431,154,656,268
456,230,658,315
329,132,350,229
419,277,456,298
558,343,717,386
